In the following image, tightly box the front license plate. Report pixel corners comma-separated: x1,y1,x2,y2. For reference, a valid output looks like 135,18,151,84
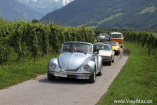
54,69,67,77
76,75,89,79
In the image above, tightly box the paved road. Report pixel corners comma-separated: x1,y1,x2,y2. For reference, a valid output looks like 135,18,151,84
0,52,128,105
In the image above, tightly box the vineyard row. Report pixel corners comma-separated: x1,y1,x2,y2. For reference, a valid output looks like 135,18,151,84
0,19,157,64
0,20,95,63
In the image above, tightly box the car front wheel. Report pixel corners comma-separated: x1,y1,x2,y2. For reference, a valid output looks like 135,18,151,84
108,59,112,66
47,73,55,81
116,51,120,55
88,69,96,83
97,62,103,76
112,57,114,63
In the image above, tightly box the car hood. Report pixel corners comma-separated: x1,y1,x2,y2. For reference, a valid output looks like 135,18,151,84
100,36,105,39
98,50,112,56
58,53,90,70
112,46,120,50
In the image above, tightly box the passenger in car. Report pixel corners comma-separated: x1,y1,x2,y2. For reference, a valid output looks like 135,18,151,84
67,44,77,52
85,45,91,54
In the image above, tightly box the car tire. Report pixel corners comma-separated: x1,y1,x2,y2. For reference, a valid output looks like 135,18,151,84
108,59,112,66
97,62,103,76
47,73,55,81
112,57,114,63
88,69,96,83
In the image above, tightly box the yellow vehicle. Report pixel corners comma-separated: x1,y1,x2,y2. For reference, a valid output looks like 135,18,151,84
106,41,120,55
109,32,124,48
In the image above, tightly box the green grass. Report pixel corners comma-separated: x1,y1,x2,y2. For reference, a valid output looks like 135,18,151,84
97,13,123,25
0,48,58,89
97,42,157,105
139,6,156,14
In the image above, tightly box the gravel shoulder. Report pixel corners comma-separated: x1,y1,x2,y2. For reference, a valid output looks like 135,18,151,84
0,53,128,105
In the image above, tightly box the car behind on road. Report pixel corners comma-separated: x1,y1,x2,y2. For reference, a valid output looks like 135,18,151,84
109,32,124,48
97,33,108,42
105,41,120,55
94,44,115,66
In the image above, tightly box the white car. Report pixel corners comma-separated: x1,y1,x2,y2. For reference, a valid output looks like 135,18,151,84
97,33,108,42
94,44,115,66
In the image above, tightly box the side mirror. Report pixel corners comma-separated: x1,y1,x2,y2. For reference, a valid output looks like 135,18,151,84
94,49,99,54
94,51,98,54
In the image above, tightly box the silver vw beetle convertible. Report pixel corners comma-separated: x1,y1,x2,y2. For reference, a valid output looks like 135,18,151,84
48,42,103,83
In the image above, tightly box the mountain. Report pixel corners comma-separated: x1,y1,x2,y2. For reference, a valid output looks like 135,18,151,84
0,0,74,21
16,0,74,17
40,0,157,30
0,0,42,21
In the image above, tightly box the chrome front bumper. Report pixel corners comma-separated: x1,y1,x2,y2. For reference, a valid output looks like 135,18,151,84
48,69,91,79
102,56,111,62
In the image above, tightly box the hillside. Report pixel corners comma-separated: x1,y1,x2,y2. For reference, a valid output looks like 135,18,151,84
40,0,157,30
0,0,42,21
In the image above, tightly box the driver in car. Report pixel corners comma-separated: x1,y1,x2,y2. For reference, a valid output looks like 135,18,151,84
67,44,77,52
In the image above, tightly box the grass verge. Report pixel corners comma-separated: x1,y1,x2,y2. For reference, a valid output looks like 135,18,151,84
97,41,157,105
0,49,58,90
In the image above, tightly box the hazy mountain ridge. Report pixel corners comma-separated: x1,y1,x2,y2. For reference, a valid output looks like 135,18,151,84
0,0,42,21
0,0,74,21
16,0,74,16
40,0,157,30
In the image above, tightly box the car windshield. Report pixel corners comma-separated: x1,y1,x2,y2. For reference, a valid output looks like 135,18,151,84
100,33,106,36
95,44,112,51
62,42,92,54
107,42,118,46
110,34,123,38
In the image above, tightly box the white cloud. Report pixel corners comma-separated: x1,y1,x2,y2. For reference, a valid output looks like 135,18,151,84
62,0,73,6
62,0,66,5
32,0,38,2
54,0,59,1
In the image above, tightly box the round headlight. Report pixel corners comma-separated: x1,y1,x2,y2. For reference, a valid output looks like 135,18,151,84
84,64,90,71
49,62,56,69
